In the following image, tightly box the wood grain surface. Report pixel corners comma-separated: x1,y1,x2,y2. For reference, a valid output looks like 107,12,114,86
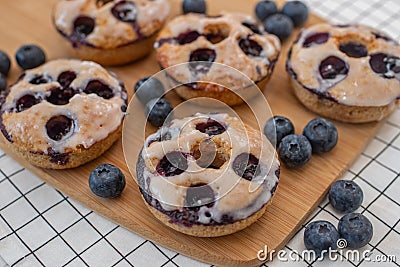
0,0,384,266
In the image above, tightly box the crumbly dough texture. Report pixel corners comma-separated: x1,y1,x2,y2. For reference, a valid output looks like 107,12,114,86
53,0,170,49
155,13,280,89
138,113,280,236
0,59,127,169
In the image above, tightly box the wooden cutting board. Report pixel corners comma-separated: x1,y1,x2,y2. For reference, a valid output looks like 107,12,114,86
0,0,384,266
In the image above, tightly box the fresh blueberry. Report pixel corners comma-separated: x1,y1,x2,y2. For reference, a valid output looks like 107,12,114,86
278,134,312,168
303,118,338,154
0,50,11,76
304,220,340,257
264,116,295,147
89,164,126,198
264,14,294,41
338,213,373,249
329,180,363,213
0,73,7,91
281,1,309,27
145,98,173,127
255,0,278,21
15,45,46,70
134,77,165,105
182,0,207,14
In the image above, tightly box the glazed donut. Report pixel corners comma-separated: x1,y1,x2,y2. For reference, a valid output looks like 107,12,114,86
287,23,400,123
155,13,281,106
0,59,127,169
136,113,280,237
53,0,170,66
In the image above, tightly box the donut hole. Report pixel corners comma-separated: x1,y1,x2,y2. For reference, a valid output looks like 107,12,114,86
15,94,41,113
189,48,217,74
184,183,216,209
339,42,368,58
111,1,137,22
192,139,229,169
239,37,263,57
45,115,75,141
319,56,349,80
73,16,95,39
156,151,189,177
232,153,261,181
29,75,52,85
203,23,230,44
195,118,226,136
46,87,76,105
84,80,114,99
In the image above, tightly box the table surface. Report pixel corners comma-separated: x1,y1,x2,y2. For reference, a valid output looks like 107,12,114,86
0,0,400,266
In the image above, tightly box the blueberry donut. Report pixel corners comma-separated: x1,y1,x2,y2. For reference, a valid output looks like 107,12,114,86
136,113,280,237
155,13,281,106
0,59,128,169
287,24,400,123
53,0,170,66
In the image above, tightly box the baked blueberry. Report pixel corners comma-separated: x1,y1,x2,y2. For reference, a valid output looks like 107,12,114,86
46,87,76,105
16,94,41,112
239,38,263,57
264,14,294,41
232,153,261,181
303,32,330,48
15,45,46,70
156,151,188,177
329,180,363,213
182,0,207,14
196,119,226,136
264,116,295,147
185,183,215,208
278,134,312,168
111,1,137,22
89,164,126,198
255,0,278,21
84,80,114,99
304,220,340,257
73,16,95,39
45,115,74,141
58,71,77,88
145,98,173,127
319,56,349,80
303,118,338,154
370,53,400,79
0,50,11,76
134,77,165,105
30,75,51,85
281,1,309,27
189,48,216,74
0,73,6,91
338,213,373,249
339,43,368,58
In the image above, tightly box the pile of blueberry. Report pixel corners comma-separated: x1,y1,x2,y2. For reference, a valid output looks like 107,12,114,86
134,77,173,127
264,116,338,168
0,45,46,91
255,0,309,41
304,180,373,256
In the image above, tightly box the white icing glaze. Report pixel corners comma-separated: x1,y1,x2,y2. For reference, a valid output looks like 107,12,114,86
1,59,126,154
289,23,400,107
140,113,280,224
53,0,170,49
155,13,281,84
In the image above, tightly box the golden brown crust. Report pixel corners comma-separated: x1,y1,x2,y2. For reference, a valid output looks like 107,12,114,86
1,125,122,169
143,196,270,237
291,77,400,123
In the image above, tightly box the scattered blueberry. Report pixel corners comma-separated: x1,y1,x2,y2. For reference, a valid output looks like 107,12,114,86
182,0,207,14
303,118,338,154
15,45,46,70
304,220,340,257
255,0,278,21
338,213,373,249
264,116,295,147
89,164,126,198
145,98,173,127
0,73,7,91
134,77,165,105
281,1,309,27
0,50,11,76
264,14,294,41
329,180,363,213
278,134,312,168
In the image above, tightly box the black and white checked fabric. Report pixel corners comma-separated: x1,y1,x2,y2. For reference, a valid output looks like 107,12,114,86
0,0,399,266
